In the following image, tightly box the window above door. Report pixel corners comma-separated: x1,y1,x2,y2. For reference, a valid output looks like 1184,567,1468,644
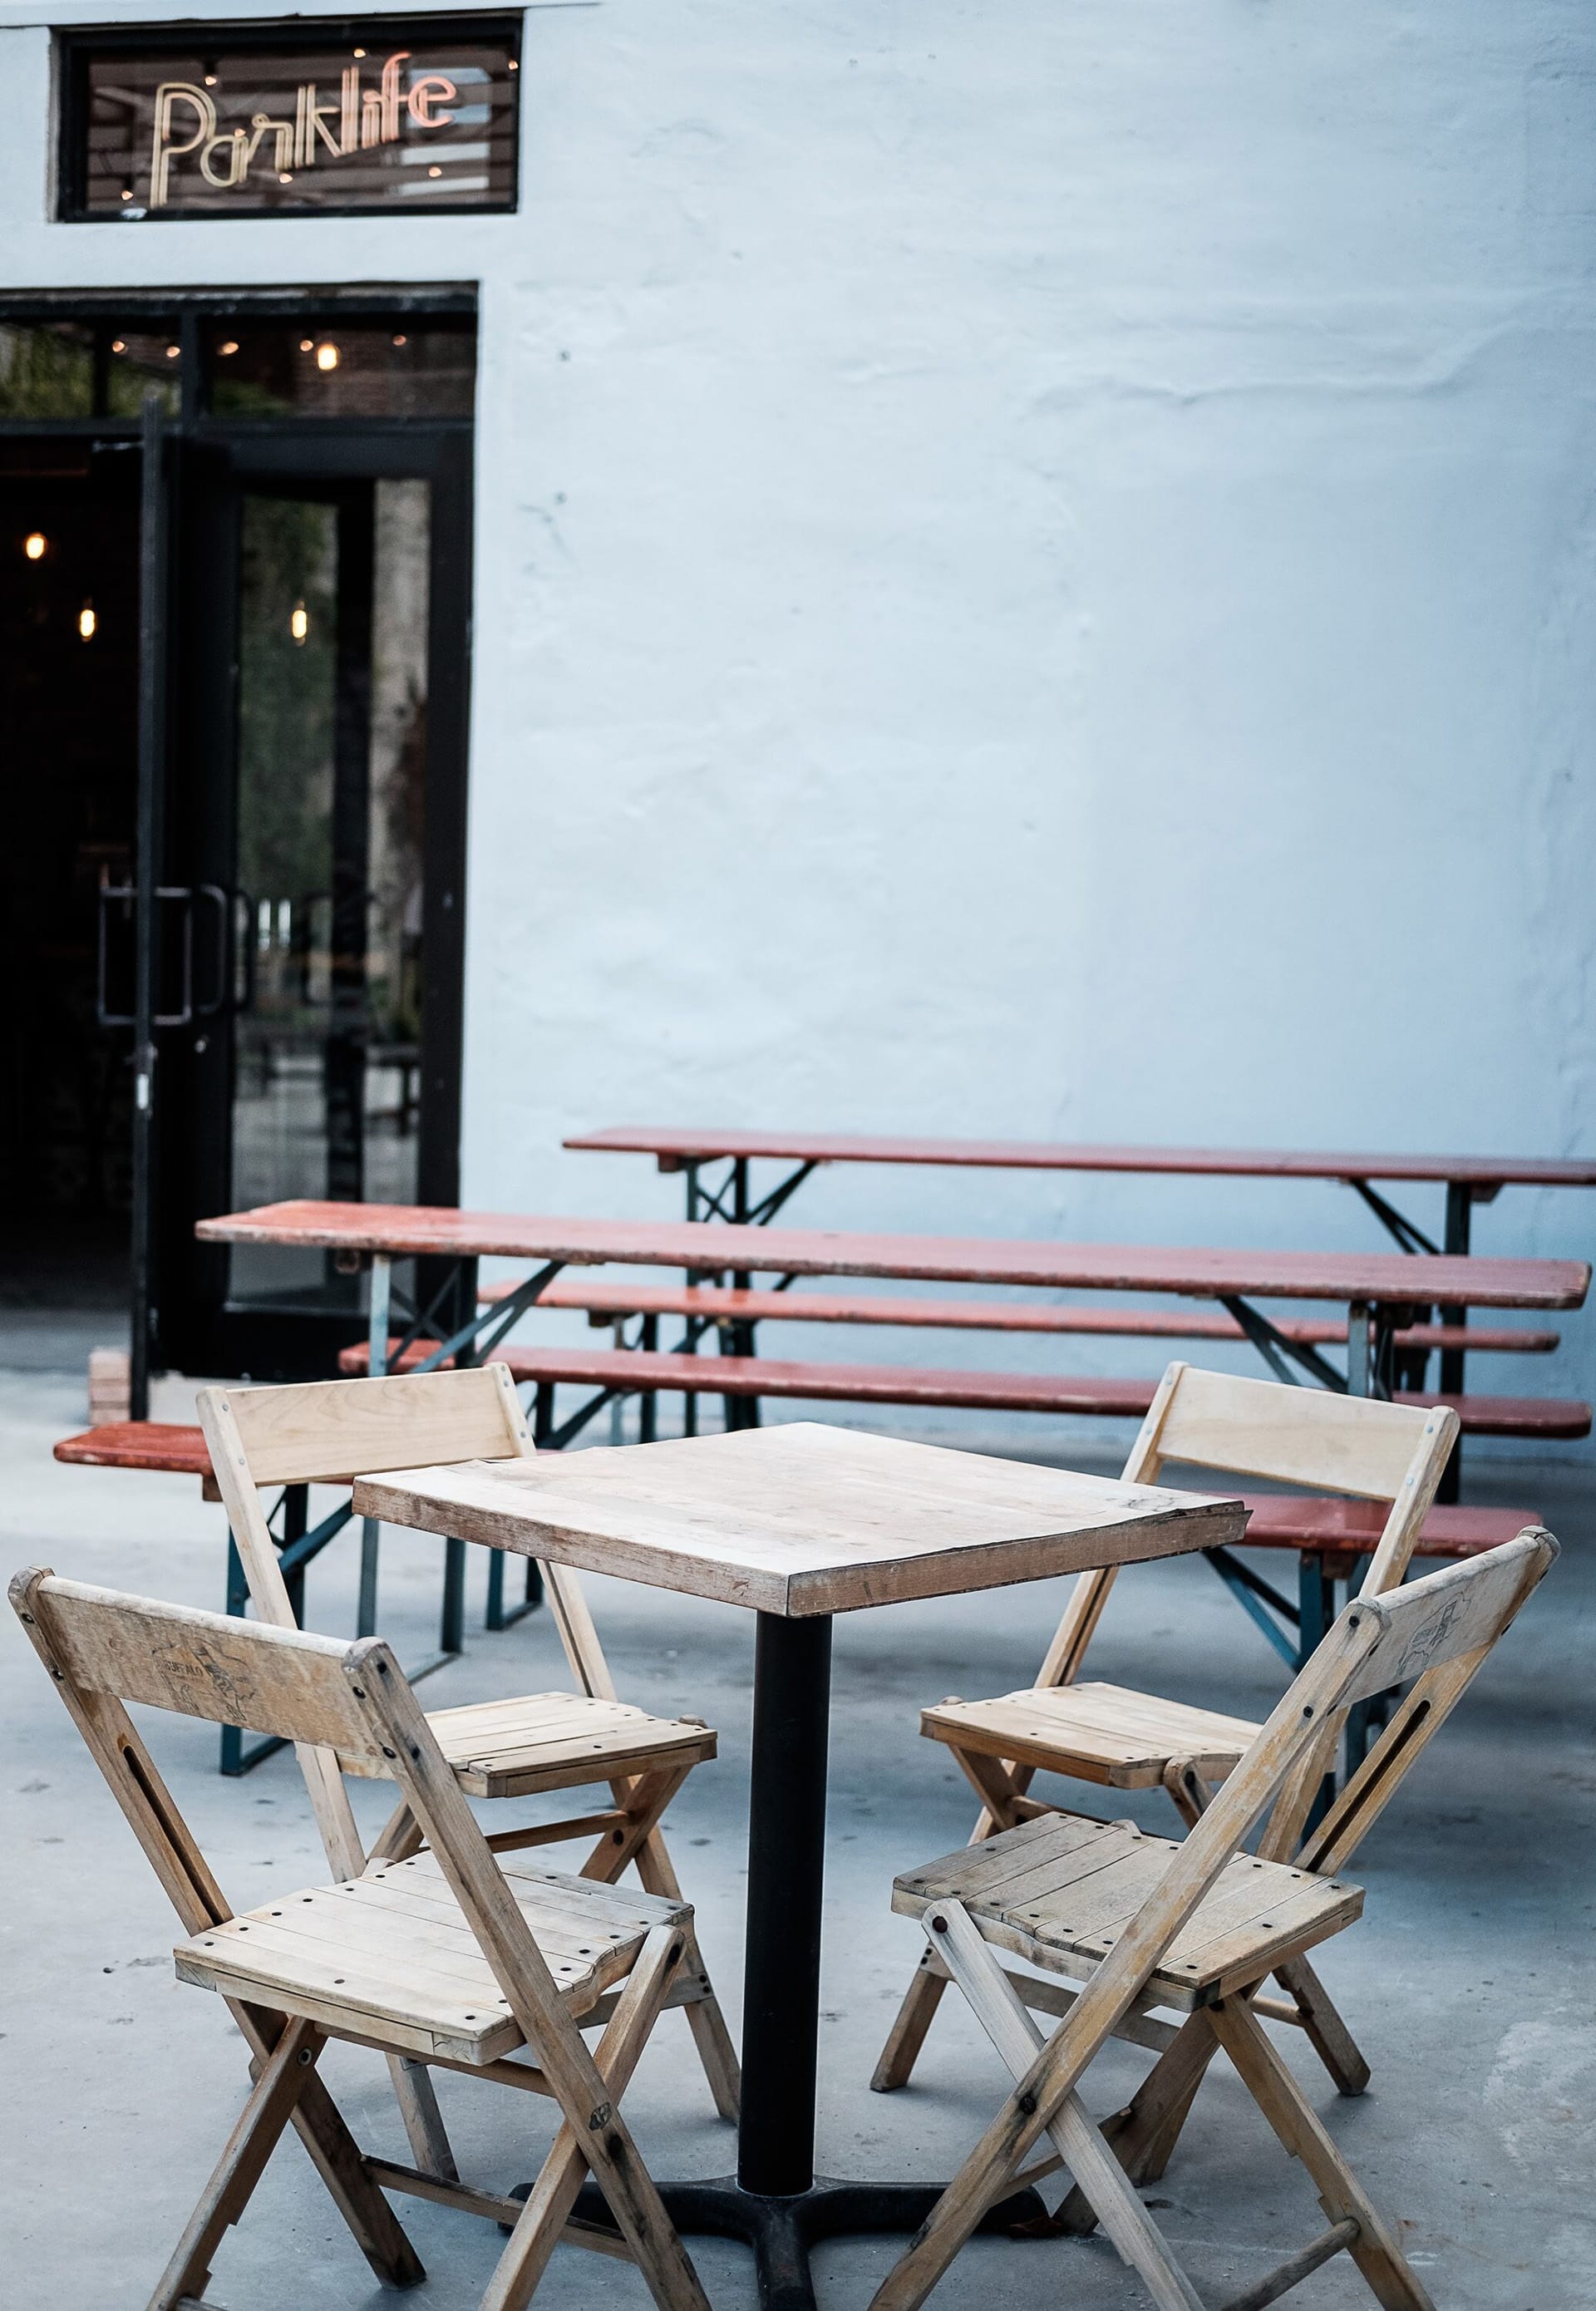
0,291,476,430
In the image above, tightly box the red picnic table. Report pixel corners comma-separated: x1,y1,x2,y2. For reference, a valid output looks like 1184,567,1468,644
567,1126,1596,1404
564,1123,1596,1214
196,1199,1586,1405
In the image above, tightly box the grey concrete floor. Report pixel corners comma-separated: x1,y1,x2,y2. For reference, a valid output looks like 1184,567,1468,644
2,1362,1593,2310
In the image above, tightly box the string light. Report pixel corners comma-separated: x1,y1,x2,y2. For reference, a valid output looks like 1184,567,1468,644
78,602,96,641
315,342,340,372
24,533,46,560
299,338,314,353
392,333,407,348
290,600,309,644
111,339,126,353
218,339,239,357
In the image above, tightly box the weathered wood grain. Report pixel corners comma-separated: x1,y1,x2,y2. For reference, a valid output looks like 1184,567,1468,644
354,1420,1245,1618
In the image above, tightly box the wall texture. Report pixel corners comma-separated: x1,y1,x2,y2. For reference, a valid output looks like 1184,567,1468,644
4,1,1594,1441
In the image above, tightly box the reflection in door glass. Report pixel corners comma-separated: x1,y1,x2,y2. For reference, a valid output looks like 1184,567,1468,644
229,479,429,1310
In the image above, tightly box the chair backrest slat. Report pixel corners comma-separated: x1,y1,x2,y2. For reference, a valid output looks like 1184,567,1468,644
211,1365,525,1486
1340,1530,1554,1704
1149,1364,1440,1500
1039,1362,1457,1692
31,1577,388,1765
197,1362,621,1880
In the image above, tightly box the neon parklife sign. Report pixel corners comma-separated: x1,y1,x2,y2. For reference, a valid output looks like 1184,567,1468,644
62,19,520,219
150,51,461,205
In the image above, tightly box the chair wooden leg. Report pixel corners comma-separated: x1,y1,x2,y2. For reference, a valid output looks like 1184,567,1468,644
481,1924,694,2311
1057,1959,1367,2243
672,1923,742,2123
286,2066,426,2288
1206,1998,1435,2311
581,1767,691,1881
948,1740,1032,1829
1273,1953,1370,2097
390,2055,459,2180
150,2018,324,2310
629,1824,741,2124
370,1794,426,1865
928,1902,1204,2311
228,1992,428,2294
1162,1754,1369,2105
871,1946,953,2092
870,1745,1018,2094
1054,2010,1221,2235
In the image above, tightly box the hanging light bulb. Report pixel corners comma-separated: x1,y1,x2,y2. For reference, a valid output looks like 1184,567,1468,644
290,599,309,644
24,532,46,560
79,601,97,640
315,342,340,372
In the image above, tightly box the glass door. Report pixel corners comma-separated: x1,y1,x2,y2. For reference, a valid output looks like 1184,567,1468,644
229,479,428,1301
160,428,470,1378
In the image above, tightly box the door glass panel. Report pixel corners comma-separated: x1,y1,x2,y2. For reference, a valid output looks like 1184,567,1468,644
228,477,429,1310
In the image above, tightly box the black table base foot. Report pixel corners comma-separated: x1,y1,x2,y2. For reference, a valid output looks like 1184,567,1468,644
561,2174,1051,2311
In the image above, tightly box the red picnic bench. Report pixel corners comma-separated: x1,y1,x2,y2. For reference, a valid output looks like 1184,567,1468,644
340,1334,1590,1445
485,1274,1559,1356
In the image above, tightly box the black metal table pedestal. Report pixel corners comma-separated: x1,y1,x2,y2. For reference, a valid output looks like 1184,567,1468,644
569,2174,1049,2311
557,1612,1047,2307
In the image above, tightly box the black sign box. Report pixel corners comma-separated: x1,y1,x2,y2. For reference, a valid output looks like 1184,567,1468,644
58,15,520,220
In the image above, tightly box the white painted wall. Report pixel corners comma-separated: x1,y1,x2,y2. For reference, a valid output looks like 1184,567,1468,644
4,1,1594,1446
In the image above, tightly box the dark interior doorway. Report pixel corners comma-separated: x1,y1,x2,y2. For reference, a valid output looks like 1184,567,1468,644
0,441,142,1313
0,293,475,1377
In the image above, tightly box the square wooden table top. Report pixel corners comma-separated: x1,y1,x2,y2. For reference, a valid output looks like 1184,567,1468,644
354,1420,1245,1618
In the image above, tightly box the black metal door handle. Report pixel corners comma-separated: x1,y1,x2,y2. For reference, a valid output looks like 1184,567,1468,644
97,880,193,1027
194,884,229,1018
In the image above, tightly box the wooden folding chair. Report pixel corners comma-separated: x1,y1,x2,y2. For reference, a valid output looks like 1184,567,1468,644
873,1363,1457,2102
11,1569,712,2311
867,1528,1557,2311
196,1366,738,2180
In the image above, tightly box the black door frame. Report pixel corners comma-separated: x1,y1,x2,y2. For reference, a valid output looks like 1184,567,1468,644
0,288,476,1382
165,420,474,1380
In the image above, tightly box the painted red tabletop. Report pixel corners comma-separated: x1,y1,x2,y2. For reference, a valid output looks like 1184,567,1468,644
195,1201,1590,1309
565,1125,1596,1190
